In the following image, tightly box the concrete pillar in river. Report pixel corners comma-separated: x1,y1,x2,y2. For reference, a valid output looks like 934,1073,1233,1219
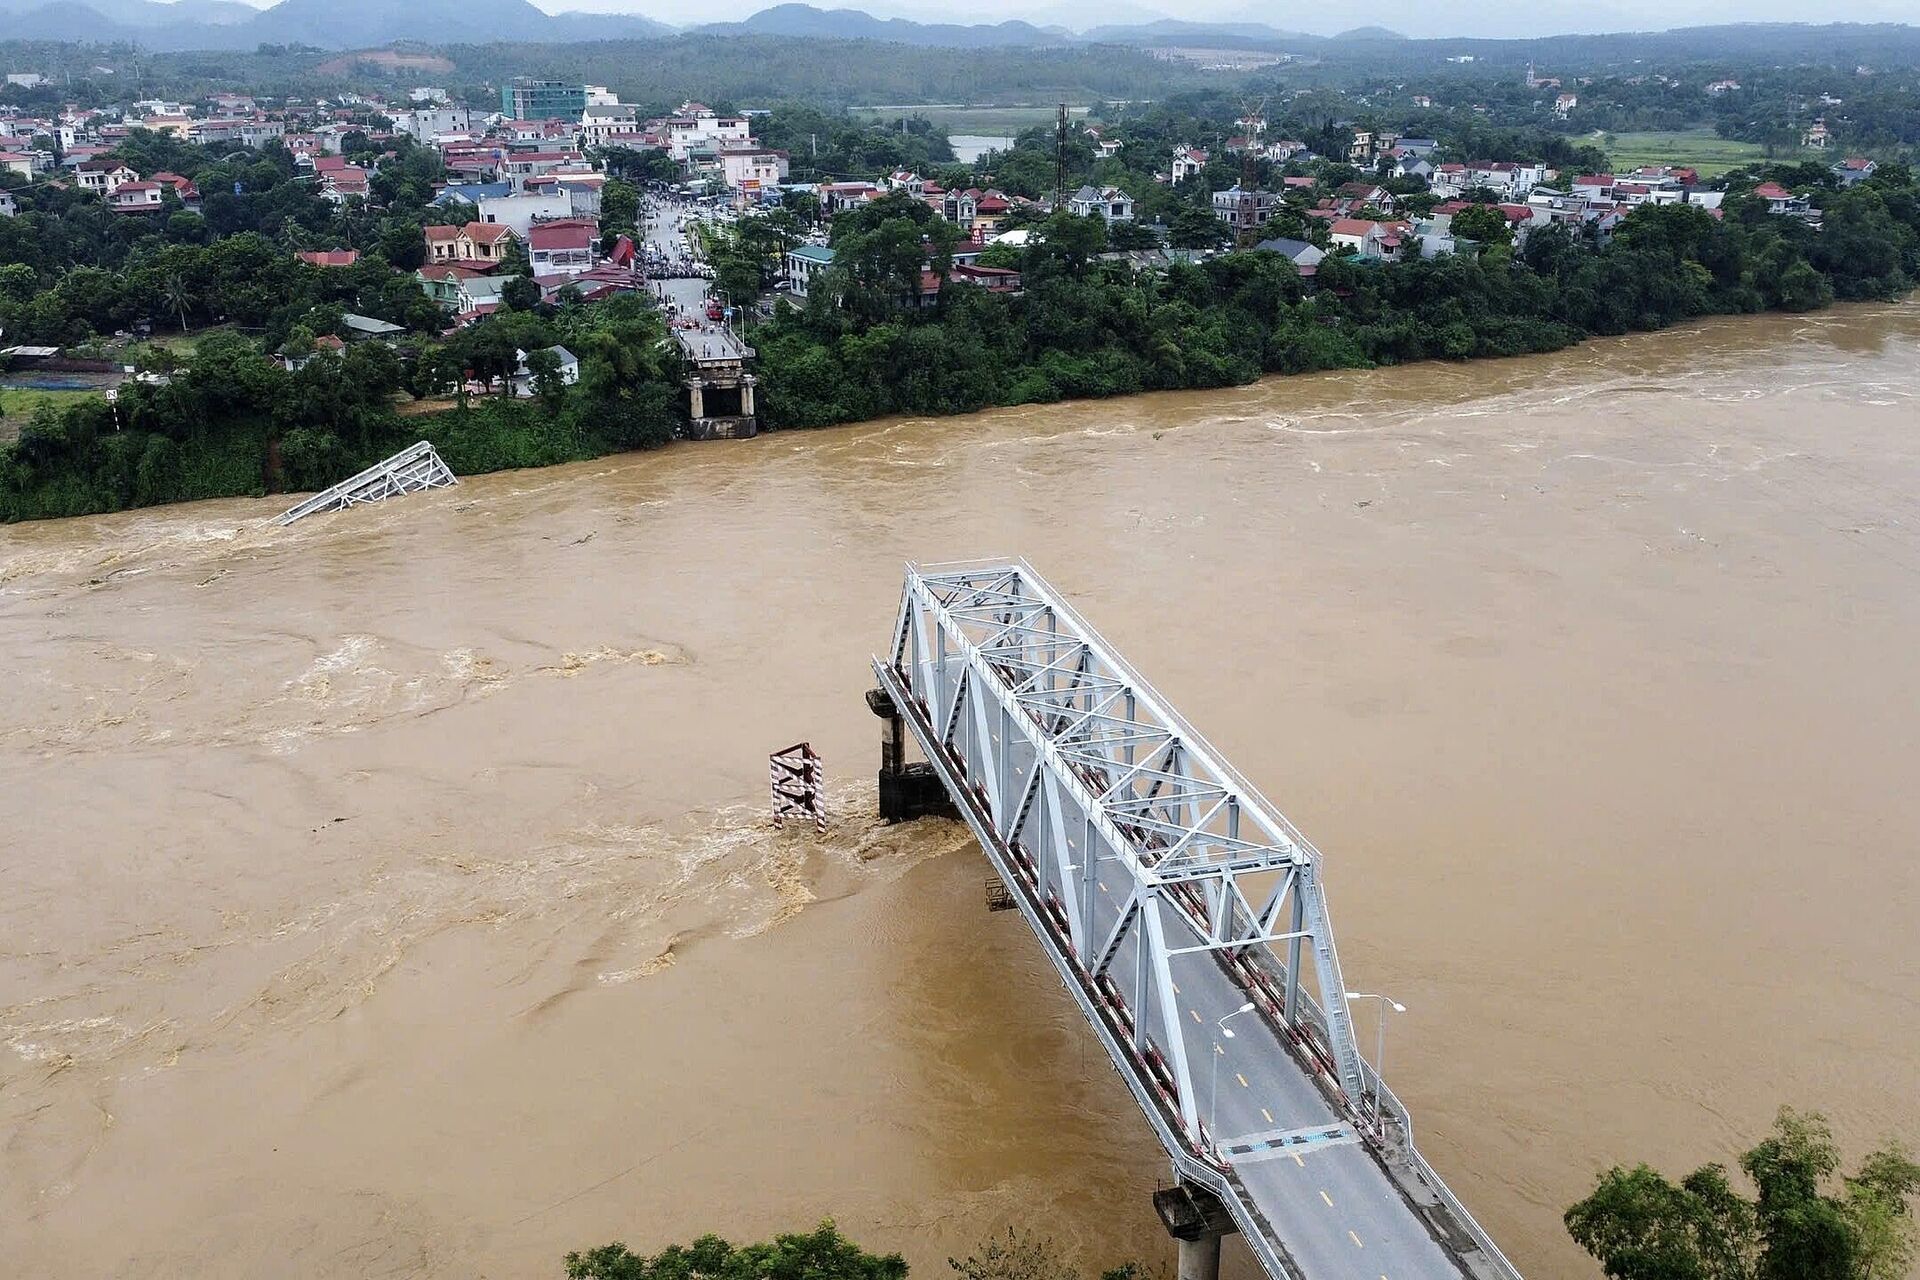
1153,1183,1236,1280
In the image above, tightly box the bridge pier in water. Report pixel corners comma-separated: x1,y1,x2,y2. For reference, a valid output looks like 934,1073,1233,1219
865,687,957,823
1153,1183,1239,1280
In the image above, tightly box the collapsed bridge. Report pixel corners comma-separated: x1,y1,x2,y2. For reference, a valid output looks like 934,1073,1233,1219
867,559,1520,1280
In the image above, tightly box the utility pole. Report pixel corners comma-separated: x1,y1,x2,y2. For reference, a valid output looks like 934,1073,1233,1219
1054,101,1068,212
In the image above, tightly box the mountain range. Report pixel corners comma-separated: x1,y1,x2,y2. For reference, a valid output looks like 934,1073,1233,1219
0,0,1914,58
0,0,1388,51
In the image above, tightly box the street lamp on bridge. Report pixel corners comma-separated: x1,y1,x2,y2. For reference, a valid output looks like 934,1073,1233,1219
1208,1001,1258,1156
1343,991,1407,1130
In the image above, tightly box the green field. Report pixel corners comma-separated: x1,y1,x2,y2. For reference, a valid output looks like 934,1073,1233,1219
1597,130,1779,177
0,385,102,437
854,104,1089,135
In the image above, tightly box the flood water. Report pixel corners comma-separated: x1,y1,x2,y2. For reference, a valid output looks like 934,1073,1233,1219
948,134,1017,165
4,303,1918,1280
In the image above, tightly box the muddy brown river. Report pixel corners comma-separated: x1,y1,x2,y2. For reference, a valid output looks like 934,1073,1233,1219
4,304,1918,1280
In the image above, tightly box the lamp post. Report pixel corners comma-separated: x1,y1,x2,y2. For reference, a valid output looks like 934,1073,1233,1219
1343,991,1406,1129
1207,1001,1258,1155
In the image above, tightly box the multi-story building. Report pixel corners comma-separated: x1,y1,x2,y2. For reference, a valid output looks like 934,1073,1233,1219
500,79,586,122
528,219,598,277
1067,184,1135,224
579,104,639,147
1212,184,1281,234
718,145,789,193
657,105,751,161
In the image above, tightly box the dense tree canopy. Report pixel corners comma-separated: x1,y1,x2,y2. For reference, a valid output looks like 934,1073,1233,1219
1565,1108,1919,1280
566,1225,907,1280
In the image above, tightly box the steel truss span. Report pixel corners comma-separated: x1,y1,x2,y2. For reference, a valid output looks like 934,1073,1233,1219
274,441,457,526
872,559,1521,1280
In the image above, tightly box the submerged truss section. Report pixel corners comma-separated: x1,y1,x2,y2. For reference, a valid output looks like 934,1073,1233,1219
876,559,1369,1145
274,441,457,526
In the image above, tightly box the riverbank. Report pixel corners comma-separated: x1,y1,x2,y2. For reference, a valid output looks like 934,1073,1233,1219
5,180,1917,524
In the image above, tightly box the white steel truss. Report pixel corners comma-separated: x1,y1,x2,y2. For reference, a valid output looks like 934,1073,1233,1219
877,559,1370,1141
274,441,457,525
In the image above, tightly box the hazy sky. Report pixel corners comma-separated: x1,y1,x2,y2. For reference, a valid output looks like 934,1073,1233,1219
208,0,1918,38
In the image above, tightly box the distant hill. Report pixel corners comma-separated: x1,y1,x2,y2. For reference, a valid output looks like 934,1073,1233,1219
692,4,1065,48
0,0,673,51
0,0,1914,69
250,0,562,46
1080,18,1318,44
0,0,253,23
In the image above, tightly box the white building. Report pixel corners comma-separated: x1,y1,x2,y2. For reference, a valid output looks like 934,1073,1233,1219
511,346,581,397
1067,184,1135,224
660,106,750,161
579,104,640,147
477,190,572,236
393,107,473,140
718,145,789,192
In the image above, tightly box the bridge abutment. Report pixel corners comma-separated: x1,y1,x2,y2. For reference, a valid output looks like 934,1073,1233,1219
1154,1183,1237,1280
865,688,957,823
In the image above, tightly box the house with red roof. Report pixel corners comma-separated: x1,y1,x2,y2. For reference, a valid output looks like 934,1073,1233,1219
1751,182,1813,217
321,165,370,204
297,249,361,268
150,171,199,205
1171,147,1209,183
1832,156,1877,186
527,218,598,277
108,181,164,212
1329,217,1413,259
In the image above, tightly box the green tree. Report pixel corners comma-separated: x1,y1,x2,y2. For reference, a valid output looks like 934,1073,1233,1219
1566,1108,1919,1280
501,275,543,312
0,262,34,301
566,1225,906,1280
160,270,193,332
1168,203,1230,250
1449,204,1513,248
524,346,566,406
600,180,640,233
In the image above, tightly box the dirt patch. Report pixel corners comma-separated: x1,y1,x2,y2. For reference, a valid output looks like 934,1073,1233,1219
394,397,458,417
313,50,456,76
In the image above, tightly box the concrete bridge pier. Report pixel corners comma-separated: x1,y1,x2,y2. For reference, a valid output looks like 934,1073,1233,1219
1154,1183,1238,1280
865,687,956,823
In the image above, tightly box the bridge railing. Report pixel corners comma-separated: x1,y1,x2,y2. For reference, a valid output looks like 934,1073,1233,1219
1228,906,1524,1280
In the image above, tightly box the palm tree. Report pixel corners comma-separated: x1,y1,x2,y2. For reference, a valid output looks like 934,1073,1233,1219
160,272,191,332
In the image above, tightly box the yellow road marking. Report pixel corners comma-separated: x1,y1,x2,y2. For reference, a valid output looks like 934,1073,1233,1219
1293,1154,1305,1167
1190,1008,1202,1024
1349,1231,1363,1249
1319,1190,1333,1207
1236,1073,1249,1088
1261,1107,1274,1124
1172,982,1180,994
1098,881,1108,892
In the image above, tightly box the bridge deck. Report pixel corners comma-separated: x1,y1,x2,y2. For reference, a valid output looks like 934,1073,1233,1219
874,559,1517,1280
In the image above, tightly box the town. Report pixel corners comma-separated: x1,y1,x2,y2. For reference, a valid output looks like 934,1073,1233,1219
1,49,1916,518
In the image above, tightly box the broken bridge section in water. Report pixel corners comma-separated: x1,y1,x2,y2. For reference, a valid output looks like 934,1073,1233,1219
274,441,458,526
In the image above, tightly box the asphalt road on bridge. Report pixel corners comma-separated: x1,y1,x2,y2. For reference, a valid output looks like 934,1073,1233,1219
1086,863,1470,1280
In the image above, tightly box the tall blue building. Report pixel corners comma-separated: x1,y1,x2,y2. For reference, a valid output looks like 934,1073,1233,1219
500,79,587,121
